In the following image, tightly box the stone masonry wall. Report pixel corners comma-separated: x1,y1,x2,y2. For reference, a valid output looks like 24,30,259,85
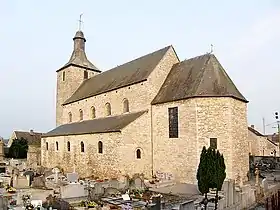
27,145,41,167
41,132,122,179
231,99,248,181
61,47,179,124
152,99,198,183
119,111,152,178
56,66,97,126
41,111,151,179
152,97,248,184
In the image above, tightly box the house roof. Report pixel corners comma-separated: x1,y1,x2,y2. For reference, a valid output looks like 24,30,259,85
63,46,172,105
43,110,148,137
248,127,264,137
152,53,248,104
14,131,42,146
248,127,278,146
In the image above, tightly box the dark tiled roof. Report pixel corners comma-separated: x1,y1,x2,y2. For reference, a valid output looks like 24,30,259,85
63,46,172,105
14,131,42,146
43,110,148,137
152,54,248,104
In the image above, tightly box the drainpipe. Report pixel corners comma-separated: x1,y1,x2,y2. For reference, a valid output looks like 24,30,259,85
151,105,154,176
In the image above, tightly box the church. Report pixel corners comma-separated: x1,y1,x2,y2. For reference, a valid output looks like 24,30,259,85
41,29,249,184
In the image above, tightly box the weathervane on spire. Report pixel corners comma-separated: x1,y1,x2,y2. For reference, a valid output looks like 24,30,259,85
78,13,84,31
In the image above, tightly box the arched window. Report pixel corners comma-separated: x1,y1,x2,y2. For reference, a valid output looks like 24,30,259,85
84,70,88,79
79,109,83,121
56,141,58,151
136,149,141,159
46,142,49,150
123,98,129,113
62,71,65,81
68,112,72,123
67,141,70,152
91,106,96,119
81,141,85,152
98,141,103,154
105,103,111,116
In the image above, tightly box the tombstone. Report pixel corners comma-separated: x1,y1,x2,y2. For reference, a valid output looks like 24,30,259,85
178,200,195,210
66,172,78,183
228,180,234,206
262,178,269,192
134,177,144,189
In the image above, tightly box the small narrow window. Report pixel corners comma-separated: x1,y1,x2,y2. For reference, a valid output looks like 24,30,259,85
91,106,96,119
98,141,103,154
84,71,88,79
68,112,72,123
46,142,49,150
136,149,141,159
62,71,66,81
56,141,58,151
81,141,85,152
123,98,129,113
79,109,83,121
210,138,217,149
105,103,111,116
67,141,70,152
168,107,178,138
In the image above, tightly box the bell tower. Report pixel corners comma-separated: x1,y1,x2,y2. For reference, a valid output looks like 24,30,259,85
56,30,101,126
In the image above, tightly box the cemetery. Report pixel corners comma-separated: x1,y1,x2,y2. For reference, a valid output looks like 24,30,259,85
0,154,280,209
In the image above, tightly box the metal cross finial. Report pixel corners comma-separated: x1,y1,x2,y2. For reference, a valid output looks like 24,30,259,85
78,13,84,31
210,44,214,54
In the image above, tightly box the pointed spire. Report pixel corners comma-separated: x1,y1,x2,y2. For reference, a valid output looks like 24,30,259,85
57,30,100,72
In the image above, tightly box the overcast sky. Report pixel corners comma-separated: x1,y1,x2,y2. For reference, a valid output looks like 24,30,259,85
0,0,280,138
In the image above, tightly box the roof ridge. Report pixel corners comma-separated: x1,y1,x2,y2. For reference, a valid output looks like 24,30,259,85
193,55,212,96
90,45,171,77
183,53,212,62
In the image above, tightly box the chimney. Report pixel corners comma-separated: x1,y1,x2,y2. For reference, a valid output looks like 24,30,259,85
251,125,255,129
30,130,34,135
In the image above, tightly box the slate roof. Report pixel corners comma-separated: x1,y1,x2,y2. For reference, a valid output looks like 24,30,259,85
63,46,172,105
14,131,42,146
43,110,148,137
152,53,248,104
57,31,100,72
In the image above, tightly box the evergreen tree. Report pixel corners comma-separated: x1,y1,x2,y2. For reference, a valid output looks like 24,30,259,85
8,138,28,159
197,146,210,209
197,146,226,210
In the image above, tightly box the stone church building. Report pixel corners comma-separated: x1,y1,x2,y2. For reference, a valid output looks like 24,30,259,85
42,29,249,184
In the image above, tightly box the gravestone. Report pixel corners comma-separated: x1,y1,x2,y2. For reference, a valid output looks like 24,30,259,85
134,177,144,189
262,178,268,192
66,172,78,183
